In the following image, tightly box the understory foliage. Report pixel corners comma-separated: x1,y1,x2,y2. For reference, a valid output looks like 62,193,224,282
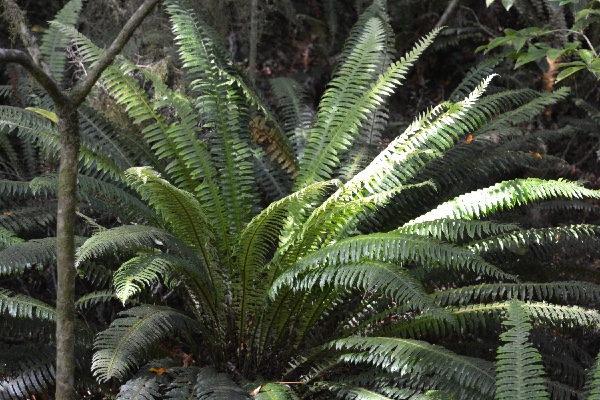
1,0,600,399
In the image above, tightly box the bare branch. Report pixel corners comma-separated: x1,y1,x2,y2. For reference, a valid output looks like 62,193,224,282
70,0,161,105
1,0,54,78
0,48,67,105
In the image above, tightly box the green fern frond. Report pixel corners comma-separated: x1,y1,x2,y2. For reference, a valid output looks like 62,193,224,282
0,179,33,197
0,237,56,276
397,219,519,242
297,25,442,189
274,232,515,287
39,0,84,83
0,344,56,400
125,167,218,278
77,261,113,288
76,224,195,266
0,226,23,248
236,180,339,343
269,77,313,154
328,337,496,397
164,366,248,399
495,300,549,400
92,305,198,382
449,59,501,102
350,75,495,196
409,178,600,224
271,260,452,325
467,224,600,258
483,87,570,131
76,289,117,310
434,281,600,307
166,0,259,235
0,287,56,321
113,253,214,310
0,203,57,233
586,351,600,399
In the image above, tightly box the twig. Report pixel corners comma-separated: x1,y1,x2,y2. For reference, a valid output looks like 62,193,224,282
435,0,461,29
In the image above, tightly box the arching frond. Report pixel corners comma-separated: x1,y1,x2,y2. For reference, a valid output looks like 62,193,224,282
449,58,501,102
397,219,519,242
75,225,195,266
76,289,117,310
271,260,452,324
124,167,218,281
434,281,600,307
92,305,198,382
0,226,22,248
0,344,56,400
409,178,600,224
164,366,248,399
0,287,56,321
166,0,259,234
587,351,600,400
327,337,496,398
274,232,515,287
495,300,549,400
0,237,56,276
468,224,600,259
115,359,177,400
316,382,394,399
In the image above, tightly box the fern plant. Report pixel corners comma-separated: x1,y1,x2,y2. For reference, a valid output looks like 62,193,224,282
2,0,600,398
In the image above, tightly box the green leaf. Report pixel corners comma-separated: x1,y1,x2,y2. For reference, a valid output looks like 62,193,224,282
579,49,595,64
501,0,517,10
556,65,586,82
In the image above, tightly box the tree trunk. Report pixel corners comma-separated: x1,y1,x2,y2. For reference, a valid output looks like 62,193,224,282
55,104,80,400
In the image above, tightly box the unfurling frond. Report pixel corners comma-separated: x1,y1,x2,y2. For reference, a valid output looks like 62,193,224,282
92,305,198,382
495,300,549,400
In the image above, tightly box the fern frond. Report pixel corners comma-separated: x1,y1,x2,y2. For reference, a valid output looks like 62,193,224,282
297,25,442,189
328,337,496,397
40,0,84,83
0,226,23,248
587,351,600,399
269,77,313,155
468,224,600,259
92,305,198,382
166,0,259,234
0,203,57,233
0,344,56,400
316,381,393,399
77,261,113,288
76,289,117,310
397,219,519,242
164,366,248,399
272,260,452,324
350,75,495,196
274,232,515,287
495,300,549,400
115,359,177,400
75,225,195,266
124,167,218,281
434,281,600,307
0,237,56,276
409,178,600,224
449,58,501,102
0,287,56,321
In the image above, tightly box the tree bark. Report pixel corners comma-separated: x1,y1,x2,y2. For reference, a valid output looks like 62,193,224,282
0,0,161,398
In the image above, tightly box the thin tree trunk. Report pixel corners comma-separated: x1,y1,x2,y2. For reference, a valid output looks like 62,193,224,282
55,104,80,399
